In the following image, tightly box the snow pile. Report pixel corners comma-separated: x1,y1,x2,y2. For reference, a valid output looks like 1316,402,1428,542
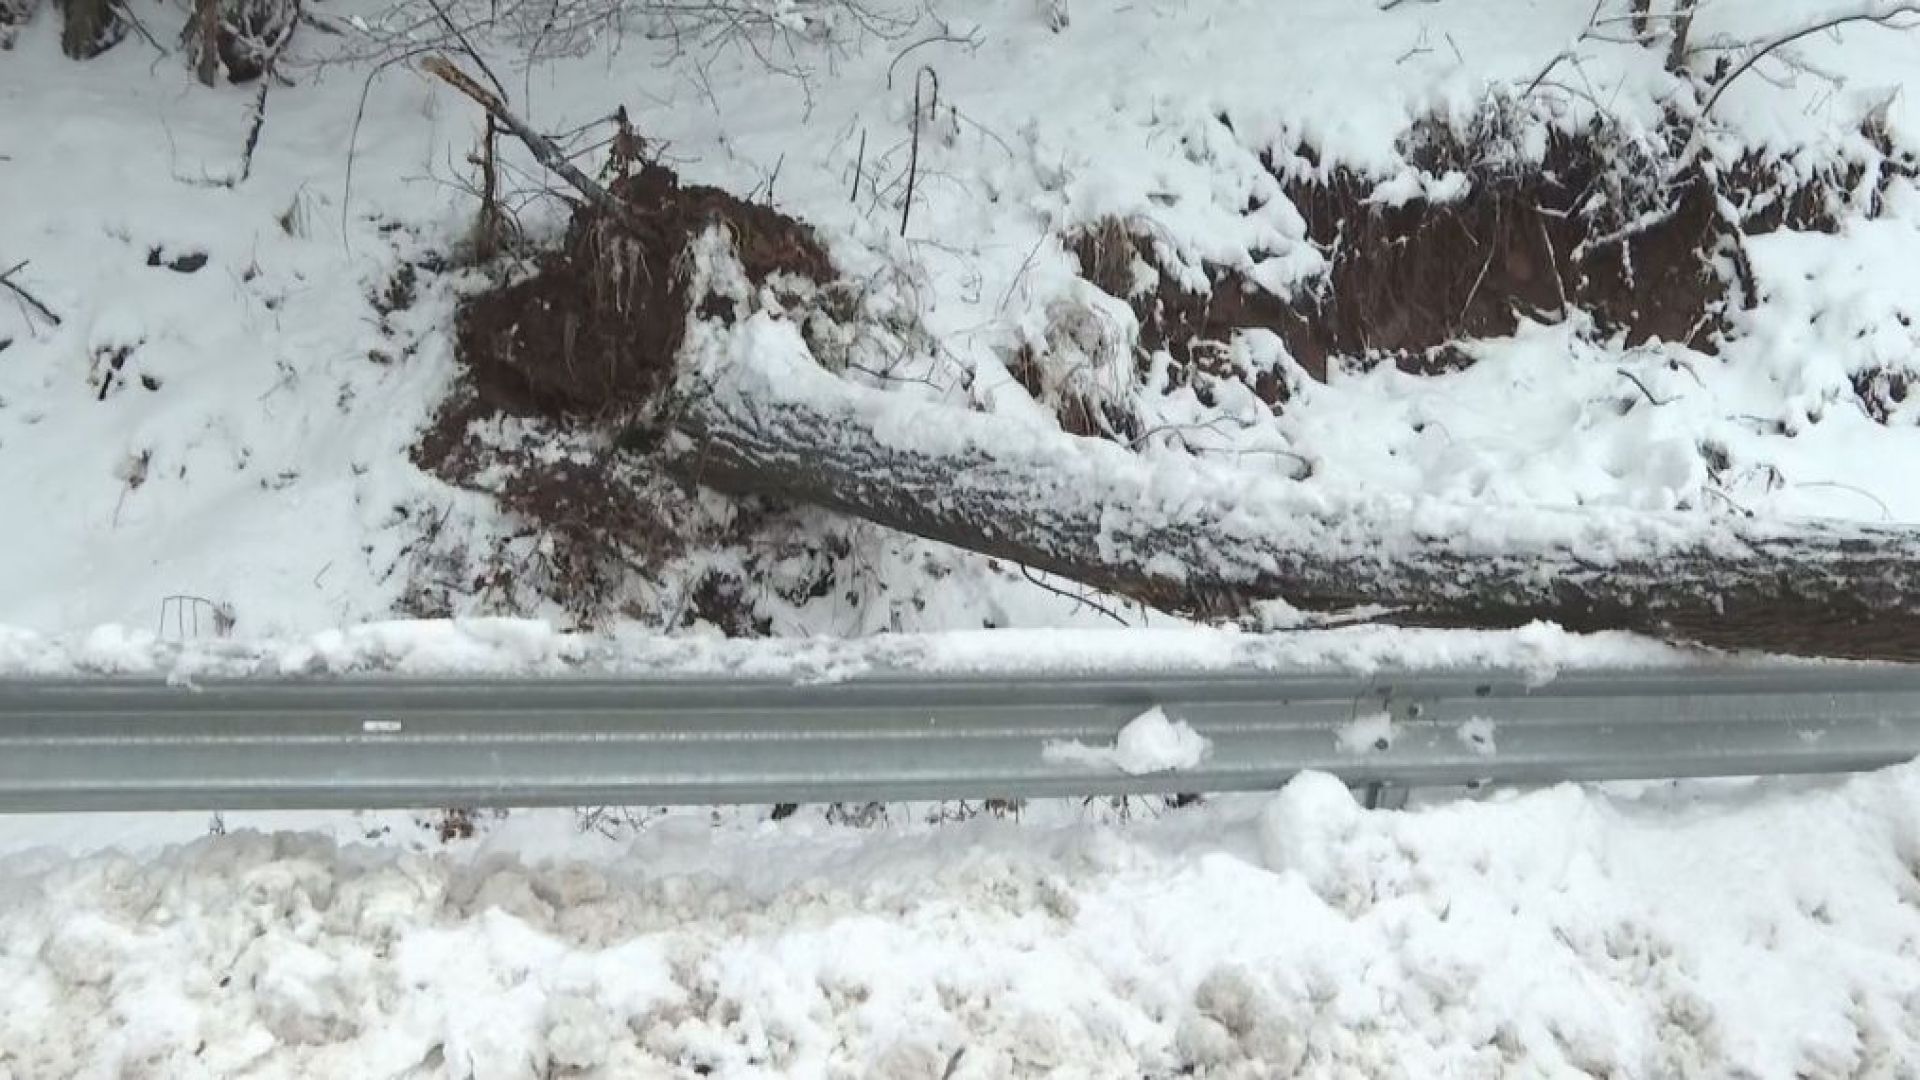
1043,706,1210,774
0,618,1716,680
7,767,1920,1076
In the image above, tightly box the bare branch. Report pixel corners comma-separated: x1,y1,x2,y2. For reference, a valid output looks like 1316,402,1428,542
1700,2,1920,118
421,54,662,244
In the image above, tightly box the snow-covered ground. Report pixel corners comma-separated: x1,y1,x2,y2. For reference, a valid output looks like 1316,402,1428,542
7,0,1920,1074
0,617,1708,681
9,769,1920,1077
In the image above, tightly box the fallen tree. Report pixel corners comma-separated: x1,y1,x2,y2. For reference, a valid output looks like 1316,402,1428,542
657,305,1920,661
428,58,1920,663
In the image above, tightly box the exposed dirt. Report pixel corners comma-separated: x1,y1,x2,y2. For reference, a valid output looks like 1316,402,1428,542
411,383,705,622
1291,158,1718,364
1071,217,1325,396
454,161,832,421
1065,118,1914,426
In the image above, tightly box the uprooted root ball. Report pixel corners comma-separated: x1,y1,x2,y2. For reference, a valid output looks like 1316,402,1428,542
416,161,839,626
454,161,834,421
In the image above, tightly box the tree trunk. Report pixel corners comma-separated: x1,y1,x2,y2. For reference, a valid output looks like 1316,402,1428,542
1666,0,1697,74
60,0,123,58
189,0,220,85
1631,0,1652,43
656,319,1920,662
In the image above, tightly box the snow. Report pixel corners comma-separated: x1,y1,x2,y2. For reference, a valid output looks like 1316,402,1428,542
1043,705,1210,774
0,618,1724,680
4,1,1920,1075
8,767,1920,1075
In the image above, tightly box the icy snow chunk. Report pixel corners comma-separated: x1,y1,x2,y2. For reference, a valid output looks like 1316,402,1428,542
247,937,362,1044
1177,966,1306,1073
39,912,131,986
1044,706,1210,774
544,995,618,1071
1335,710,1395,754
1257,771,1360,878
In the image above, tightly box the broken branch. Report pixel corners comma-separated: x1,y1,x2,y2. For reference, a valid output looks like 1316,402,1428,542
420,55,662,245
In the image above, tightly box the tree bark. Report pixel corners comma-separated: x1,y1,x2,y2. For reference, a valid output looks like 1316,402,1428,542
1630,0,1652,43
656,319,1920,662
60,0,122,58
189,0,220,85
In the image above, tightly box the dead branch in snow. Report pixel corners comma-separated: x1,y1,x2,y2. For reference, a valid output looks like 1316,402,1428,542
421,55,657,243
0,261,62,327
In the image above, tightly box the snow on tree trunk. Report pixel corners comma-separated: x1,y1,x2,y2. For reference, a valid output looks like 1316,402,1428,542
656,308,1920,663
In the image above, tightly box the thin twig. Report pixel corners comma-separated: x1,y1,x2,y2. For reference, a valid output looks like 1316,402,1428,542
421,55,660,246
1535,207,1569,315
1522,0,1606,97
112,0,170,55
1700,3,1920,118
1457,208,1499,327
1616,367,1674,406
0,261,62,327
343,47,441,248
850,128,866,204
1017,564,1131,626
900,66,936,236
885,29,976,88
1795,480,1893,521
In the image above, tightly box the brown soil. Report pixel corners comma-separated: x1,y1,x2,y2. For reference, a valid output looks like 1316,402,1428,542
1068,119,1913,419
454,162,832,421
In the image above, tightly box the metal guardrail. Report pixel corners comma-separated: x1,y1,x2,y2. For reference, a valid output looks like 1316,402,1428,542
2,667,1919,811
